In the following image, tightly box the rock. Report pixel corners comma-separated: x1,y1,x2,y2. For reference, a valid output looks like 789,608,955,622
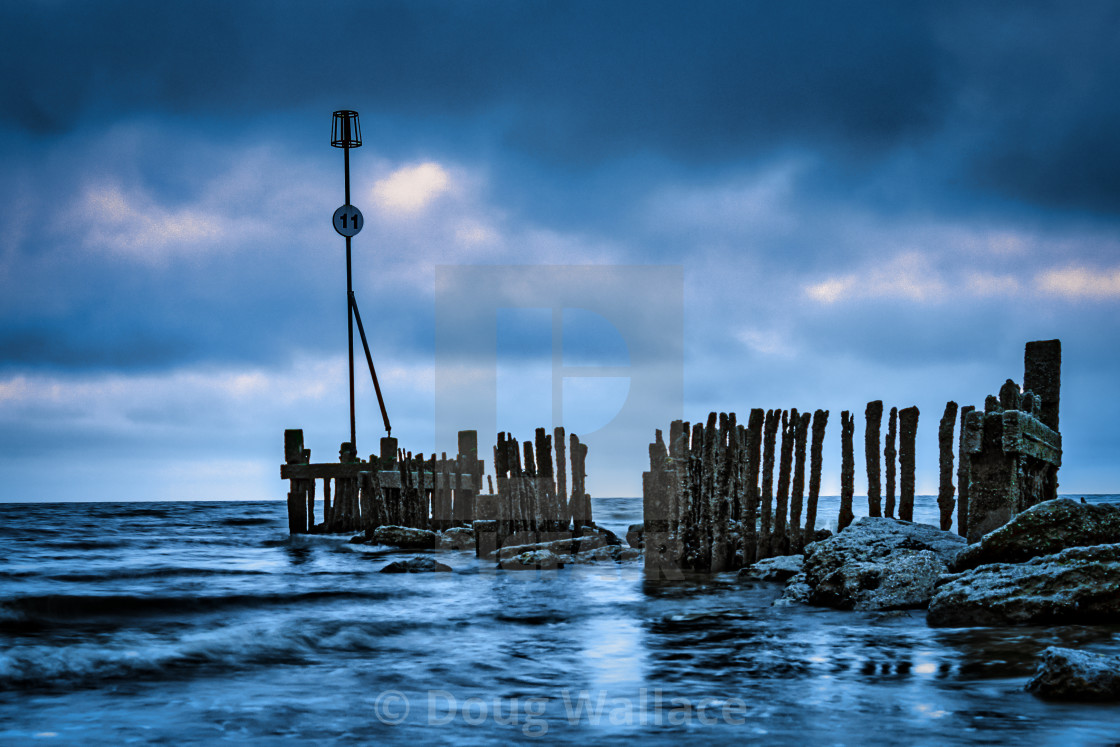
774,572,811,606
738,554,805,582
500,549,567,570
495,526,622,560
1026,646,1120,701
366,525,437,549
810,528,833,543
585,524,623,546
811,549,948,611
439,526,475,550
575,545,642,563
928,543,1120,627
380,556,452,573
802,517,966,611
626,523,644,548
951,498,1120,572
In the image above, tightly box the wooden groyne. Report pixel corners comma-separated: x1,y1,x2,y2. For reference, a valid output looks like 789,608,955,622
282,427,594,556
644,407,873,574
281,430,482,535
474,428,593,558
642,339,1064,574
958,340,1062,541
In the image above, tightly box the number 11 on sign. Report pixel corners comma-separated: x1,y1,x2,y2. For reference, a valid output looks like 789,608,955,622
333,204,363,237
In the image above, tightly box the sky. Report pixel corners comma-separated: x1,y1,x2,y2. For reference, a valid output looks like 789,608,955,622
1,0,1119,502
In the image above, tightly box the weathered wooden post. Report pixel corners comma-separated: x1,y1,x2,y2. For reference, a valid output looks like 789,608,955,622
712,413,735,572
698,412,717,570
759,409,779,560
495,435,511,550
864,400,883,518
790,411,810,552
773,409,795,556
305,477,316,532
284,429,309,534
554,426,568,530
393,454,409,527
566,433,582,529
937,401,959,531
898,406,920,522
1024,339,1061,434
578,436,592,526
884,407,898,518
455,430,479,526
956,404,975,538
685,421,702,567
742,409,764,564
644,430,671,575
804,410,828,543
670,420,689,568
358,469,374,530
839,411,854,531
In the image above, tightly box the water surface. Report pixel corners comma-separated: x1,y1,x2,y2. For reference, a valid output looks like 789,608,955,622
2,496,1118,745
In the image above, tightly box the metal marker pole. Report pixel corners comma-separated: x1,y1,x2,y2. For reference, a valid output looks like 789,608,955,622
344,145,356,450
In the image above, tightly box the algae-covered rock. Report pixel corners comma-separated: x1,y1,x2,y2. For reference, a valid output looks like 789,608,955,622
928,543,1120,627
368,525,437,549
501,549,568,570
951,498,1120,572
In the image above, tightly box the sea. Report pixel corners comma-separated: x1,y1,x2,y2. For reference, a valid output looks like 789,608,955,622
2,495,1119,746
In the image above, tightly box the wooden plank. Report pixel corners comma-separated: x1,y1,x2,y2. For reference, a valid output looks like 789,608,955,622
281,463,475,489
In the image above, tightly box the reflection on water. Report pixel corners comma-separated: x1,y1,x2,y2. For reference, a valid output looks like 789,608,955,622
0,498,1118,745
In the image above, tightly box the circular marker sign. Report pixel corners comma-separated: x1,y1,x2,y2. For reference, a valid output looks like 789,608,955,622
333,204,364,237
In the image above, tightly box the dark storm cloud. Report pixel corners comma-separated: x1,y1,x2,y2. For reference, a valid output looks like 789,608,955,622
4,1,944,152
934,2,1120,215
5,1,1119,214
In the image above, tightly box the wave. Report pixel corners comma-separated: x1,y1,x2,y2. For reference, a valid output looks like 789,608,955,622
218,516,277,526
0,589,400,624
44,566,273,583
39,539,129,551
0,615,435,690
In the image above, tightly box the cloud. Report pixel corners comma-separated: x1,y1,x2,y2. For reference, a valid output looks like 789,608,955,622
78,182,222,262
804,252,946,305
805,275,856,305
371,162,452,215
1037,266,1120,300
966,272,1021,297
736,327,796,357
454,220,499,246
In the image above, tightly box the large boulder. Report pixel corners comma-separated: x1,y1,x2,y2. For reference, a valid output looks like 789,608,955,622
1026,646,1120,701
952,498,1120,572
802,517,966,611
928,543,1120,627
367,525,437,549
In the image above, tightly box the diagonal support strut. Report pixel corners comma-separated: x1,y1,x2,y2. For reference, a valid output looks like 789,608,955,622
349,291,391,436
